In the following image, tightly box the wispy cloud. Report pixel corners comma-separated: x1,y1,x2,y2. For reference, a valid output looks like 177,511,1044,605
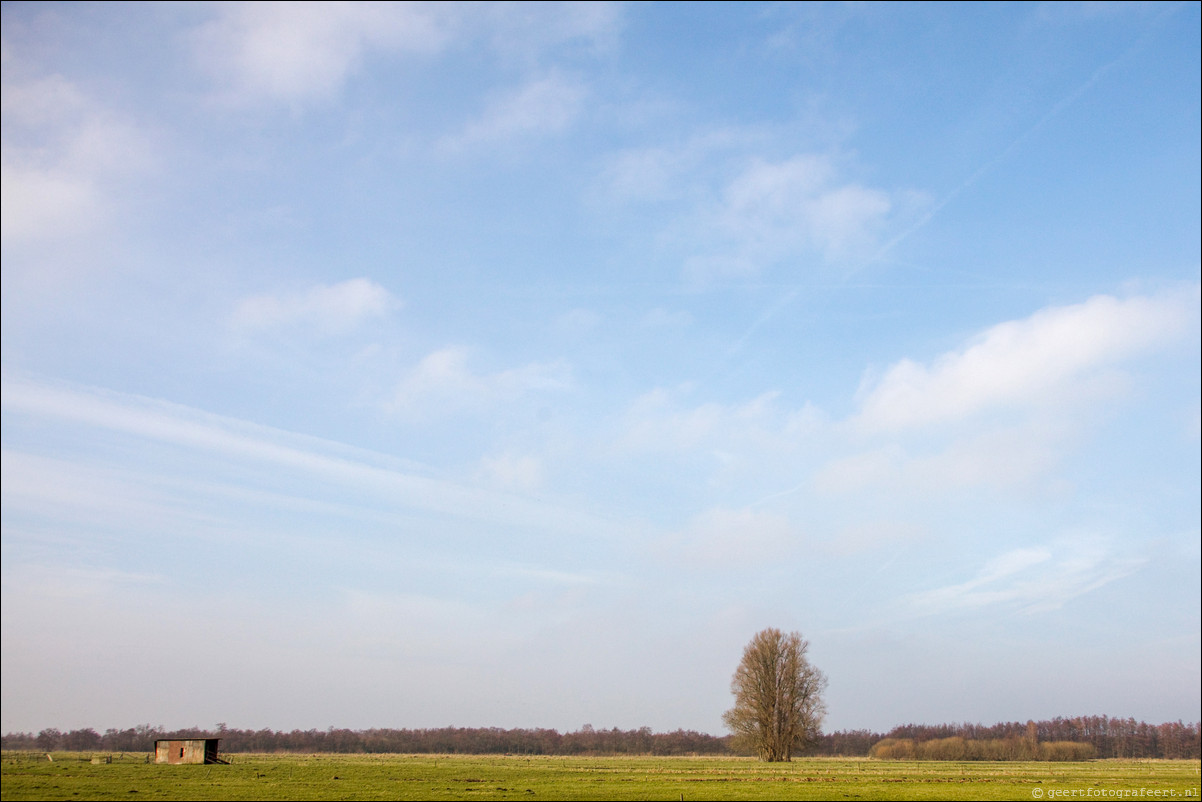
232,277,398,336
391,346,572,418
1,449,184,535
722,156,890,255
601,128,757,203
601,137,918,282
904,536,1146,616
440,72,587,151
615,387,792,455
0,373,601,539
689,154,921,281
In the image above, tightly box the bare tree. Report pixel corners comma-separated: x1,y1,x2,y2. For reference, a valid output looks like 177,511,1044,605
722,628,827,762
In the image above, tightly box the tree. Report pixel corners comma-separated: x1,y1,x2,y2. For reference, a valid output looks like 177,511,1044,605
722,627,827,762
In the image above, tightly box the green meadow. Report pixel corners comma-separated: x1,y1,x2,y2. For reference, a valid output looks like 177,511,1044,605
2,752,1199,801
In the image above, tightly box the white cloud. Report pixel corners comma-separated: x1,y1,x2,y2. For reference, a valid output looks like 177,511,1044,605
232,277,397,335
603,287,1196,507
854,288,1198,433
192,2,621,109
193,2,453,105
0,159,95,241
685,154,899,280
392,346,572,418
1,71,152,244
808,286,1201,498
719,155,893,258
441,72,586,150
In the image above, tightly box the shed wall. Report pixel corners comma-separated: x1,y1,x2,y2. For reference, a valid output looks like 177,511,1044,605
154,739,219,765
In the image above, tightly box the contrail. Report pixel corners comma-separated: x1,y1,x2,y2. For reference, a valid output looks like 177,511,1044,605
870,2,1181,269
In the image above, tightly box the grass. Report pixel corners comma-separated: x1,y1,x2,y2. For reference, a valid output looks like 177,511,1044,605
2,752,1199,800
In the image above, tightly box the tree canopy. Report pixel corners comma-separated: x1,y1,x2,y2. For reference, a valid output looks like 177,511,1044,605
722,627,827,762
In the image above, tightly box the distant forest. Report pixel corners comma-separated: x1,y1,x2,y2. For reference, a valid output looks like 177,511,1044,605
4,717,1198,759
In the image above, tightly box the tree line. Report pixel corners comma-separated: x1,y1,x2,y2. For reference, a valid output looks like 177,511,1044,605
0,724,731,756
3,716,1197,759
807,716,1202,764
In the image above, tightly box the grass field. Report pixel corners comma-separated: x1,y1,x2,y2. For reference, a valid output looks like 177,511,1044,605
2,752,1198,801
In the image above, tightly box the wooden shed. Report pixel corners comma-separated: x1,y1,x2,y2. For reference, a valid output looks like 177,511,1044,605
153,738,223,764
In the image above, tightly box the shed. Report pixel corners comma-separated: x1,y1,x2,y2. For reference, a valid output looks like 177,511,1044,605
153,738,223,764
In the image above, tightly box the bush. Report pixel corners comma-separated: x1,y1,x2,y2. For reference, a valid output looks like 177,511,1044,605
1040,741,1096,761
869,736,1094,761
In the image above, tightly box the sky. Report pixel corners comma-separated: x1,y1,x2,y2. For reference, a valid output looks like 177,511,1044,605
1,2,1199,737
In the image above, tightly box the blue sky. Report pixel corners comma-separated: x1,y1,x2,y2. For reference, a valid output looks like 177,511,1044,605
2,2,1199,736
